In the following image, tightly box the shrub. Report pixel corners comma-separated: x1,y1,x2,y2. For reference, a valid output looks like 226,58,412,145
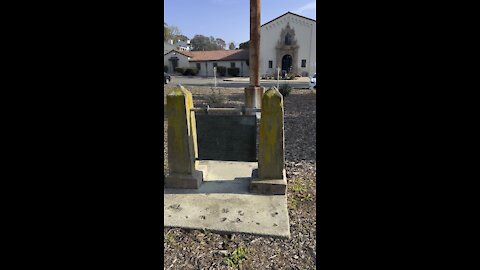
207,87,226,106
286,72,296,80
183,68,199,76
164,66,168,73
278,83,292,97
227,67,240,77
174,67,184,74
216,66,227,76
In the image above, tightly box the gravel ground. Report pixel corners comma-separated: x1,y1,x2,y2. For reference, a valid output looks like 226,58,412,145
164,85,317,269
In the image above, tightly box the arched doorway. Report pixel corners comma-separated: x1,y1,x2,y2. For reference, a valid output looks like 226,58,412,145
169,57,179,73
282,54,292,72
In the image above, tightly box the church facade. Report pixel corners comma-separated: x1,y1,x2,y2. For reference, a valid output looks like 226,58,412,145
260,12,316,77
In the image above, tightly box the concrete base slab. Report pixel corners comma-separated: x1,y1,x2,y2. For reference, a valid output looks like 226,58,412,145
164,160,290,238
249,169,288,195
164,168,204,189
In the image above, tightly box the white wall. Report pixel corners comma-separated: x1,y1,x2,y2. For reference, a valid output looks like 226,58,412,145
163,51,193,74
163,51,250,77
190,62,213,77
260,13,316,77
192,60,250,77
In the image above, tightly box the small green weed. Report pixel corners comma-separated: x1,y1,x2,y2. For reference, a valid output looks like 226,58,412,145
165,231,174,245
291,183,307,193
288,196,298,209
303,193,314,201
224,246,248,268
289,181,315,204
278,83,292,97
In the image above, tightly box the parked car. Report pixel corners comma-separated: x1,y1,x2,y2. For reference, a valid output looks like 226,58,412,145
309,73,316,89
164,72,171,84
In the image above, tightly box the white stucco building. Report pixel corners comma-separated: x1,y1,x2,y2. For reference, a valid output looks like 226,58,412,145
176,40,191,51
163,11,316,77
260,12,316,77
164,49,250,77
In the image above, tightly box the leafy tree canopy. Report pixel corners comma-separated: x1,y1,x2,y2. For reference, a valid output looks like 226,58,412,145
164,23,189,42
239,40,249,49
190,35,228,51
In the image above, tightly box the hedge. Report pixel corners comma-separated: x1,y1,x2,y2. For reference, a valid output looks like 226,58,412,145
174,67,184,74
216,66,227,76
227,67,240,77
183,68,199,76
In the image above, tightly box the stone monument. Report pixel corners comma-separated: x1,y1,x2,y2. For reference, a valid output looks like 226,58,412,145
249,87,287,195
164,0,290,238
164,85,204,189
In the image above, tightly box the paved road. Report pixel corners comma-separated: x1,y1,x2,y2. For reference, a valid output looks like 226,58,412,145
168,76,311,89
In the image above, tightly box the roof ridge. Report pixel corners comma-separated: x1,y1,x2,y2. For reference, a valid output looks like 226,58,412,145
186,49,249,62
261,11,316,27
165,49,193,57
189,49,246,52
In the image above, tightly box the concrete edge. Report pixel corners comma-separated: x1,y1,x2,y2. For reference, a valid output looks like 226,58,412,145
164,224,291,239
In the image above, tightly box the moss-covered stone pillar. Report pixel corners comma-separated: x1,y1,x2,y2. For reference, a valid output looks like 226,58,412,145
250,87,287,195
165,85,203,189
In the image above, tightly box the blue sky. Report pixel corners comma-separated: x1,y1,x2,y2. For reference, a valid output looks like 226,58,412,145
164,0,316,47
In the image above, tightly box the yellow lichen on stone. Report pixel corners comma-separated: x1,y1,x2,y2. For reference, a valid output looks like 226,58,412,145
258,87,285,179
167,85,197,175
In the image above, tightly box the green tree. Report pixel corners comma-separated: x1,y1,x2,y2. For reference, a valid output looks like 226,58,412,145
164,22,170,41
169,26,181,39
215,38,226,50
191,35,227,51
164,23,185,42
229,42,235,50
209,36,216,49
190,35,210,51
239,40,249,49
175,34,189,42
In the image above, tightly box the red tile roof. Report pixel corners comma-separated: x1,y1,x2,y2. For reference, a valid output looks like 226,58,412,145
165,50,193,57
168,49,249,62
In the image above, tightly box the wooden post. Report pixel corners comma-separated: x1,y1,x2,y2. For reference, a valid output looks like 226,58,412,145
165,85,204,189
249,0,260,87
249,87,287,195
245,0,264,117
